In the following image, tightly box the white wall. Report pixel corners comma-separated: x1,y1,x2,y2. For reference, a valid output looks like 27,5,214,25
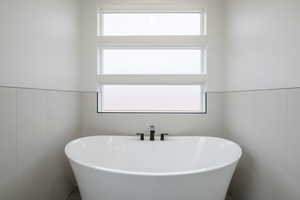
0,0,81,91
0,0,82,199
225,0,300,91
79,0,97,92
0,87,81,200
224,89,300,200
224,0,300,199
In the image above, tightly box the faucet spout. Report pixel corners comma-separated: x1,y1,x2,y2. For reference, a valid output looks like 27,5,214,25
149,125,155,141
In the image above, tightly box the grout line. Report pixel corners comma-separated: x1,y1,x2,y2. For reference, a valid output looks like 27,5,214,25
15,88,19,196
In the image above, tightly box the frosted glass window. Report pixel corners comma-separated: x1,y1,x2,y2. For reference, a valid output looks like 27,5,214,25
102,49,203,74
102,13,202,36
97,12,208,113
99,85,204,112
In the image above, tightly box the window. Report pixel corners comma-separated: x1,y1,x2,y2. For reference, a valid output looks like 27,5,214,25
100,85,204,112
102,49,204,74
97,12,207,113
102,13,202,36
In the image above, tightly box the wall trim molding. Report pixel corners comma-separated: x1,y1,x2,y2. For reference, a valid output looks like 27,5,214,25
220,86,300,94
2,85,299,94
0,85,94,94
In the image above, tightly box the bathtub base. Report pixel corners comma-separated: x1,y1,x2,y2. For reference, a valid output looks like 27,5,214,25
71,160,237,200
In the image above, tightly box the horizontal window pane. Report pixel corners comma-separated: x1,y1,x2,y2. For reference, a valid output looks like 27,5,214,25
100,85,204,112
102,49,203,74
102,13,201,36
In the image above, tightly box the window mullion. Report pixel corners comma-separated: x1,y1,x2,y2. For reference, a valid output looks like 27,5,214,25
97,74,207,85
98,36,207,48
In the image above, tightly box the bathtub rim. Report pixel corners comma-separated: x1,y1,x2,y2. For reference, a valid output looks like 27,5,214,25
65,135,242,177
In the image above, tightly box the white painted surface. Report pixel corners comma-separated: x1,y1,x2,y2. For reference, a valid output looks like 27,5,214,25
0,0,81,91
225,0,300,91
65,136,241,200
79,0,97,92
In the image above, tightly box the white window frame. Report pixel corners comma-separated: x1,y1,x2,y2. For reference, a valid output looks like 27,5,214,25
97,9,208,114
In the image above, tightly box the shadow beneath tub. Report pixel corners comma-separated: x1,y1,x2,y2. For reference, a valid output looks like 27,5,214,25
67,187,81,200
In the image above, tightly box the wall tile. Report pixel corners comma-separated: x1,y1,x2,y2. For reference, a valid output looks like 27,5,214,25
17,89,51,200
225,89,300,200
286,89,300,183
0,87,17,200
45,91,80,200
16,89,80,200
224,91,257,200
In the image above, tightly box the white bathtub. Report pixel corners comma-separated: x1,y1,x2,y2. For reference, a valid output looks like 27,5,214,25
65,136,242,200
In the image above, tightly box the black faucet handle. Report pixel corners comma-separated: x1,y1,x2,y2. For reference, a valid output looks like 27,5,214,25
136,133,144,141
160,133,169,141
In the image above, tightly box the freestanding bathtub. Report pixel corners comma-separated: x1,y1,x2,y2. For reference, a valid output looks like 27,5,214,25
65,136,242,200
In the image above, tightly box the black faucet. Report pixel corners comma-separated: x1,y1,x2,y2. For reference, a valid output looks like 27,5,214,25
136,126,169,141
149,125,155,141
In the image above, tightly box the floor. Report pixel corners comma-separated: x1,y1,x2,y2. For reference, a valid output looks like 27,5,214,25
67,189,81,200
67,190,233,200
